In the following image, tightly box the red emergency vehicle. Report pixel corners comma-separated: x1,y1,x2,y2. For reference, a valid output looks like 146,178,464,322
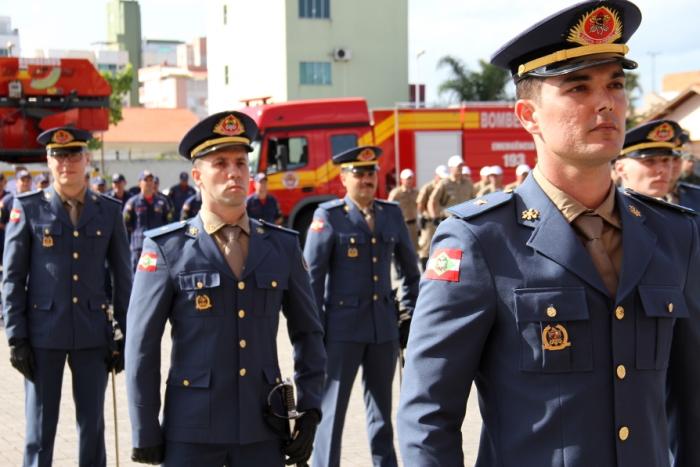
240,98,536,234
0,57,111,163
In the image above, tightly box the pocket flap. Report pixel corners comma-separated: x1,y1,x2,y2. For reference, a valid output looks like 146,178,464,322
178,271,221,291
30,296,53,310
35,223,62,236
255,272,288,290
514,287,589,322
338,233,365,245
639,286,689,318
331,295,359,307
166,367,211,388
263,365,282,385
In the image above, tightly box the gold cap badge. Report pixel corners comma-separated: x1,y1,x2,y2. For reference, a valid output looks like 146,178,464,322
51,130,74,145
567,6,623,46
647,122,675,142
213,114,245,137
357,148,376,161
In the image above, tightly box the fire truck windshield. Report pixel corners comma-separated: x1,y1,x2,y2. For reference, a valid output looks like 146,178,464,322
248,140,261,175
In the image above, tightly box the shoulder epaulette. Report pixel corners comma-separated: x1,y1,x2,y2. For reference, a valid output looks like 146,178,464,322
447,190,514,220
145,220,189,239
678,181,700,191
319,198,344,210
258,219,299,235
624,189,697,216
376,199,399,207
98,193,123,205
17,190,41,200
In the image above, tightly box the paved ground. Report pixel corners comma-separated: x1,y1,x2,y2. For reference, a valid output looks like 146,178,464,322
0,318,482,466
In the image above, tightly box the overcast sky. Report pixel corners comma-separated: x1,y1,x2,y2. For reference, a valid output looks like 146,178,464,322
5,0,699,104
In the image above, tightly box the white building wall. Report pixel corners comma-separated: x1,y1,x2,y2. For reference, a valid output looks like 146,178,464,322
206,1,288,112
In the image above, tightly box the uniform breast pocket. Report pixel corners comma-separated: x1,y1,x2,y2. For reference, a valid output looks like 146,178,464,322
636,286,688,370
337,233,365,260
381,231,397,248
85,223,111,251
178,271,222,317
255,272,288,316
514,287,593,373
34,223,62,252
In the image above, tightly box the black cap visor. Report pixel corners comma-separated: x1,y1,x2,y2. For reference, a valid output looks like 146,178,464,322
518,54,637,82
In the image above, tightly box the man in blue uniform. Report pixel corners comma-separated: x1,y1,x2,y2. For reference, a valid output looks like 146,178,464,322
123,170,174,270
398,2,700,466
0,170,31,275
304,146,419,467
106,173,130,204
180,191,202,220
167,171,196,215
614,119,682,199
2,126,132,467
246,172,283,224
125,111,326,466
667,128,700,211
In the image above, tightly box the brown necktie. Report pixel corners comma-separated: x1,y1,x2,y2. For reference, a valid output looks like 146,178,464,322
219,225,244,278
66,199,80,226
573,214,618,296
362,207,374,232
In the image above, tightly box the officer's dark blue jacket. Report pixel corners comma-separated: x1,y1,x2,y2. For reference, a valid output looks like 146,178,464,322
677,181,700,213
167,184,196,216
397,175,700,467
2,187,132,348
125,215,326,447
304,196,420,343
180,192,202,220
123,193,173,252
246,193,281,223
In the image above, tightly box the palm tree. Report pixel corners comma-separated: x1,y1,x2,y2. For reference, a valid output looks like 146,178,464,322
437,56,510,102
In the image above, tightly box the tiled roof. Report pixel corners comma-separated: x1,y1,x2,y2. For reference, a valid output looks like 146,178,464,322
102,107,199,143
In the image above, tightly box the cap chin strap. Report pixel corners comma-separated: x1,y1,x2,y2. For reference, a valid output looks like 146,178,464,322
517,43,629,77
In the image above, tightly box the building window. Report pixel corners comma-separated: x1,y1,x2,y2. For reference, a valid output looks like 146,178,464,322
299,0,329,18
300,62,331,85
223,4,228,25
224,65,229,85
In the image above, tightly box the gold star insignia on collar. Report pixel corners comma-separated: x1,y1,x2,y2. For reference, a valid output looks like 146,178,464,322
474,199,487,206
188,226,200,236
521,208,540,221
344,205,350,212
628,205,641,217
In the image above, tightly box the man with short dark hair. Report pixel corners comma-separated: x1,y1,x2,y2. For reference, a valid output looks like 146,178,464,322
2,126,131,467
398,2,700,466
167,171,196,215
123,171,174,270
125,111,325,467
304,146,420,467
246,173,282,224
106,173,130,204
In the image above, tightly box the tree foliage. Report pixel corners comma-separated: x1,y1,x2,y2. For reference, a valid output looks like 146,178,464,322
101,64,134,126
437,56,510,102
624,71,644,127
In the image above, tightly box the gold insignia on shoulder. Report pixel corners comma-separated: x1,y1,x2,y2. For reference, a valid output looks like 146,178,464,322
521,208,540,221
195,294,212,311
188,226,200,236
256,227,265,234
474,199,487,206
567,6,622,46
42,234,54,248
647,122,675,142
542,324,571,351
504,188,514,194
344,205,350,212
91,195,97,201
347,247,358,258
628,205,641,217
213,114,245,136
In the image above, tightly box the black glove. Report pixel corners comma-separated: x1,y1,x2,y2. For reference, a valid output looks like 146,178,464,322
105,341,124,374
399,317,411,349
10,339,35,381
131,445,165,465
283,409,320,465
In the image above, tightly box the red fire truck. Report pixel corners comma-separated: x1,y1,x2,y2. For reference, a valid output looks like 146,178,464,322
240,97,537,234
0,57,111,163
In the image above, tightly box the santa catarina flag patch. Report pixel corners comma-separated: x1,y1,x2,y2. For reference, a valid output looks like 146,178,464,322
9,208,20,223
425,248,462,282
137,251,158,272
